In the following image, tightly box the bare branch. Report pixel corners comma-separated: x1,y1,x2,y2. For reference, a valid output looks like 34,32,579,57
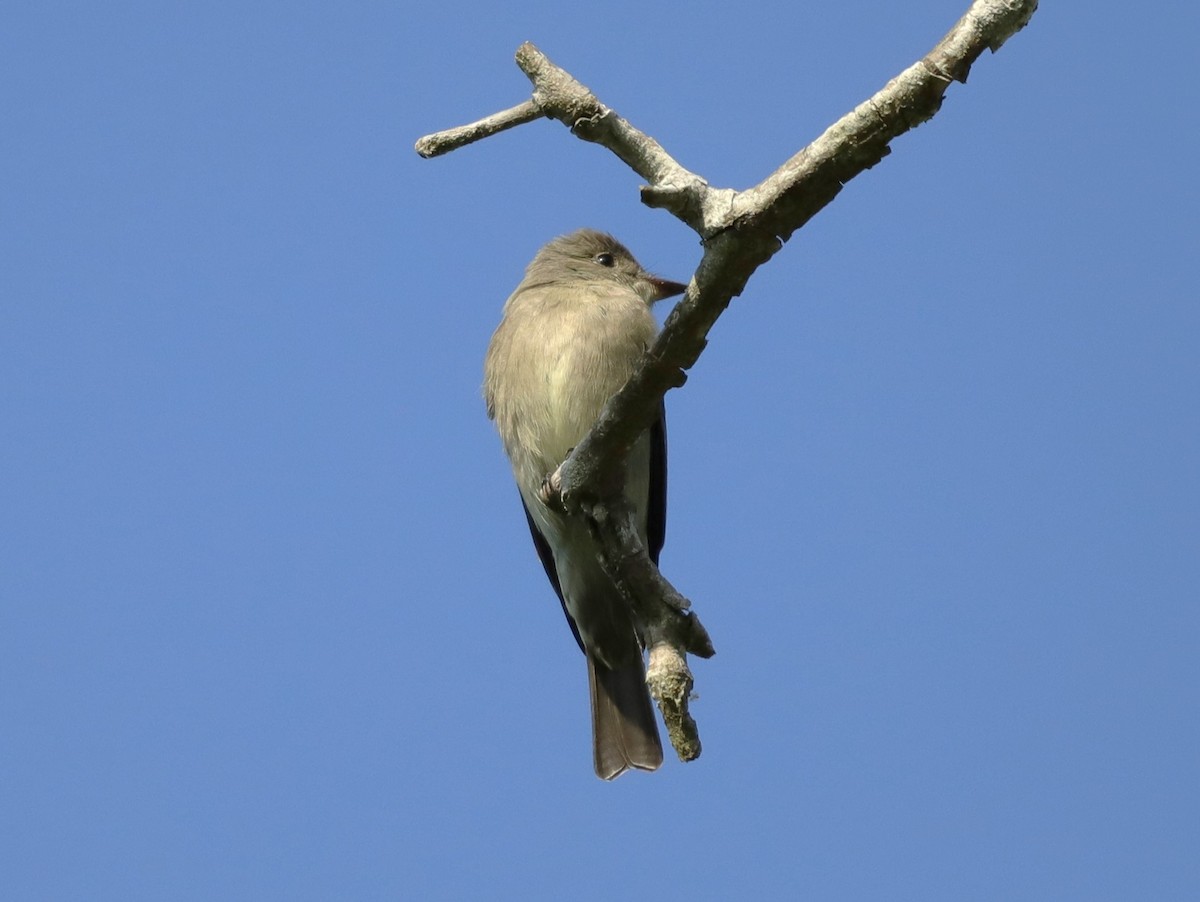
421,0,1038,766
513,44,692,188
736,0,1040,243
579,494,712,758
414,101,544,158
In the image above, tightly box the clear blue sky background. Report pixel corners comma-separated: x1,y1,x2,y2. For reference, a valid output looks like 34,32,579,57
3,2,1197,899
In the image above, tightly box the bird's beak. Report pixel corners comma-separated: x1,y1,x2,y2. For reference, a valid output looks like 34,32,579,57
646,276,688,301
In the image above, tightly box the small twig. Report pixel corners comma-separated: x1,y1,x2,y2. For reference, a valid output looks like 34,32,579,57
414,100,544,158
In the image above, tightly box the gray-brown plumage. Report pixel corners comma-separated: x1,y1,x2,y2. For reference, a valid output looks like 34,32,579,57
483,229,686,779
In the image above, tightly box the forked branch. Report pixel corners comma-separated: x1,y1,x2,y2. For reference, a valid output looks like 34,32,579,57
417,0,1038,764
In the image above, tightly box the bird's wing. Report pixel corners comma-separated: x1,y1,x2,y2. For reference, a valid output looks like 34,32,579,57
518,400,668,651
521,497,585,652
648,401,667,565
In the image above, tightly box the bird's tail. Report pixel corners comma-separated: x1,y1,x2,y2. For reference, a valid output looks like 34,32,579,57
588,655,663,780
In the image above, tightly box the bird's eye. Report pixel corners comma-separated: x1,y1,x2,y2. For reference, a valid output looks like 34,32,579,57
594,252,615,267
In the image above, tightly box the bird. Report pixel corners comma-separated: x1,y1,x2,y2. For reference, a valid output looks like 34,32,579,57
483,229,686,779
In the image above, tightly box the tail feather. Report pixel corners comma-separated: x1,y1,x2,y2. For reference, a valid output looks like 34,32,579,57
588,655,663,780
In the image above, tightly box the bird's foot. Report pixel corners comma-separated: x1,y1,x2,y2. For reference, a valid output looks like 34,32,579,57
538,466,563,506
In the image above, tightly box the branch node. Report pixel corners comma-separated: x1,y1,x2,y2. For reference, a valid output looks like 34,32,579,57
571,110,611,139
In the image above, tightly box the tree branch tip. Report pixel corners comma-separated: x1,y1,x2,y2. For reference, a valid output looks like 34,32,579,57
514,41,542,68
646,643,702,762
689,626,716,659
991,1,1038,50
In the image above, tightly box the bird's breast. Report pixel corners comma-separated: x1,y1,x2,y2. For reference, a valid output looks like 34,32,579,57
536,299,654,463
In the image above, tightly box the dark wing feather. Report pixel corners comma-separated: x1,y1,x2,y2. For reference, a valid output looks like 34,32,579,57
521,498,585,652
648,402,667,565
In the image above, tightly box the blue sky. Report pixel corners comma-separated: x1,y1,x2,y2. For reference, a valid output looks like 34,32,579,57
3,1,1198,899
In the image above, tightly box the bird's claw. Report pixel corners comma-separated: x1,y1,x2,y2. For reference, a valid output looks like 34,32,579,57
538,467,563,506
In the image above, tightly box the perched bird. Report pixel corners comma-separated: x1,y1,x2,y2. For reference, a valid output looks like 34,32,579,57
484,229,686,779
